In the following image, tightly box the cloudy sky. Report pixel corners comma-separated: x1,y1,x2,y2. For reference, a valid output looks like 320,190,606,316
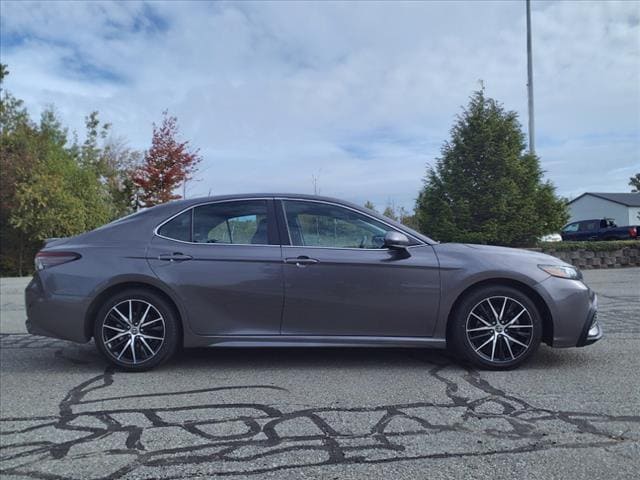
1,0,638,209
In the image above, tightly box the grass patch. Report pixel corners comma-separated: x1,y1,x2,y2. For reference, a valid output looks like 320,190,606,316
537,240,639,252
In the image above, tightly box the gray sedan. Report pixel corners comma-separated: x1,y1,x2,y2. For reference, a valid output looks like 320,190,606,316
25,194,602,371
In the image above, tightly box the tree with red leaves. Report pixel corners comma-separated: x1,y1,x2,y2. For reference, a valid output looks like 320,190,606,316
133,111,201,207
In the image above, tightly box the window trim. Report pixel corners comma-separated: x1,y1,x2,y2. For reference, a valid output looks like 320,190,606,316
277,198,425,251
153,198,278,247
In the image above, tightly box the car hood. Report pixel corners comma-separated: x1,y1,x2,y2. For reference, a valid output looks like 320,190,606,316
459,243,561,262
431,242,573,284
436,242,566,262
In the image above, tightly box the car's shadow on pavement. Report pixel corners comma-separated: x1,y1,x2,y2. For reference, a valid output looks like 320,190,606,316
0,333,592,374
173,346,454,369
168,344,593,373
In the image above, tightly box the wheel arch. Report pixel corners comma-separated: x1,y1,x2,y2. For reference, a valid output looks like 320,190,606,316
445,278,554,346
84,279,185,342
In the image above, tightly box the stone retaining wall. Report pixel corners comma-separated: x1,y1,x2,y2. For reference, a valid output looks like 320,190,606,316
534,245,640,269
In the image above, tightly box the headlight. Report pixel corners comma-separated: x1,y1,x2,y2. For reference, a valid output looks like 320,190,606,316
538,264,582,280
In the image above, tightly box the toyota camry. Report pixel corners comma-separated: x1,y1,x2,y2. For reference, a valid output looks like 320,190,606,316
26,194,602,371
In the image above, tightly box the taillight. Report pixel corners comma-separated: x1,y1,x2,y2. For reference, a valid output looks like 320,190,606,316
35,251,80,270
630,227,637,238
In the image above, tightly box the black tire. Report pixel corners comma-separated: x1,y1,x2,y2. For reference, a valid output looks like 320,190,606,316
449,285,542,370
93,289,180,371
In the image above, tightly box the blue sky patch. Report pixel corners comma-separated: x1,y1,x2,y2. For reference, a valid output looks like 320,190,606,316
60,52,125,84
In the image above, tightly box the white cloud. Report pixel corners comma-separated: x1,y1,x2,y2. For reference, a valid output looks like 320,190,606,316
1,0,638,209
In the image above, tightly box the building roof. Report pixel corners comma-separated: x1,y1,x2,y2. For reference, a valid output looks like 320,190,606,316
568,192,640,207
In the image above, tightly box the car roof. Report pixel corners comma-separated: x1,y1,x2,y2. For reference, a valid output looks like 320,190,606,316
180,193,368,205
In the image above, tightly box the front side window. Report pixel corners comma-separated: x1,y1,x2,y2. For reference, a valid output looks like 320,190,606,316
283,200,393,249
562,223,579,233
192,200,269,244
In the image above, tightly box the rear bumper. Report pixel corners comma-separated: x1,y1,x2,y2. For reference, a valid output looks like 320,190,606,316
25,276,91,343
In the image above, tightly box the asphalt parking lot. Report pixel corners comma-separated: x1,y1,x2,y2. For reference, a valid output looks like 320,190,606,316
1,269,639,480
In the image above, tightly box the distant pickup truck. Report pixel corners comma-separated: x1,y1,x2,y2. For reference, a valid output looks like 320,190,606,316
561,218,638,241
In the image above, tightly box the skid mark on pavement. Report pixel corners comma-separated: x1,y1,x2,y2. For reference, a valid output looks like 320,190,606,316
1,350,638,479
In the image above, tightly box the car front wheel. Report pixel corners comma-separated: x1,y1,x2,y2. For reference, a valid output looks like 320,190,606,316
93,289,180,371
450,286,542,369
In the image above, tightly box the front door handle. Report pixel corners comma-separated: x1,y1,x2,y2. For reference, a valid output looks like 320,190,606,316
158,252,193,262
284,256,319,267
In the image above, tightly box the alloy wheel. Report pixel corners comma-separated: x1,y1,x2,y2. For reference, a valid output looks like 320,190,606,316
465,296,534,363
102,299,165,365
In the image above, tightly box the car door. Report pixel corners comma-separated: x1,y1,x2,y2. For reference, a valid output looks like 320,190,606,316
278,199,440,337
146,198,284,336
577,220,599,241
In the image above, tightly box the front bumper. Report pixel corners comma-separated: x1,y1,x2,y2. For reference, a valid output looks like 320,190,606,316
577,310,603,347
25,276,91,343
534,275,602,348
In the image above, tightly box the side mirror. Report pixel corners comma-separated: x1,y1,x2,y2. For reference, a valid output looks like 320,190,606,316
383,231,410,249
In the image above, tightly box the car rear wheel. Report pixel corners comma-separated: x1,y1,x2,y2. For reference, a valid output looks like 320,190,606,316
449,285,542,370
94,289,180,371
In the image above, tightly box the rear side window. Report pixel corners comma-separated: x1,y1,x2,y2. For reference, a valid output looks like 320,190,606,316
192,200,269,244
157,210,192,242
580,221,599,231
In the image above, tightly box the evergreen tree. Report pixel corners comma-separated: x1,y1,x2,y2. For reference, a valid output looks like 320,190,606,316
415,89,567,246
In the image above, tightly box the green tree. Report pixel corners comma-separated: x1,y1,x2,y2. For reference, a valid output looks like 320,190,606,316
383,205,398,221
396,206,418,229
363,200,376,212
73,112,140,217
1,64,125,274
10,108,113,246
415,89,568,246
101,137,142,215
0,64,41,274
630,173,640,193
80,111,110,168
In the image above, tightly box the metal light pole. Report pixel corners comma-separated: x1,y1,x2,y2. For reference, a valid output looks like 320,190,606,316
526,0,535,154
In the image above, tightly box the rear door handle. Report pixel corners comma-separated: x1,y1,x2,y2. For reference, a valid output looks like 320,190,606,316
284,256,319,267
158,252,193,262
